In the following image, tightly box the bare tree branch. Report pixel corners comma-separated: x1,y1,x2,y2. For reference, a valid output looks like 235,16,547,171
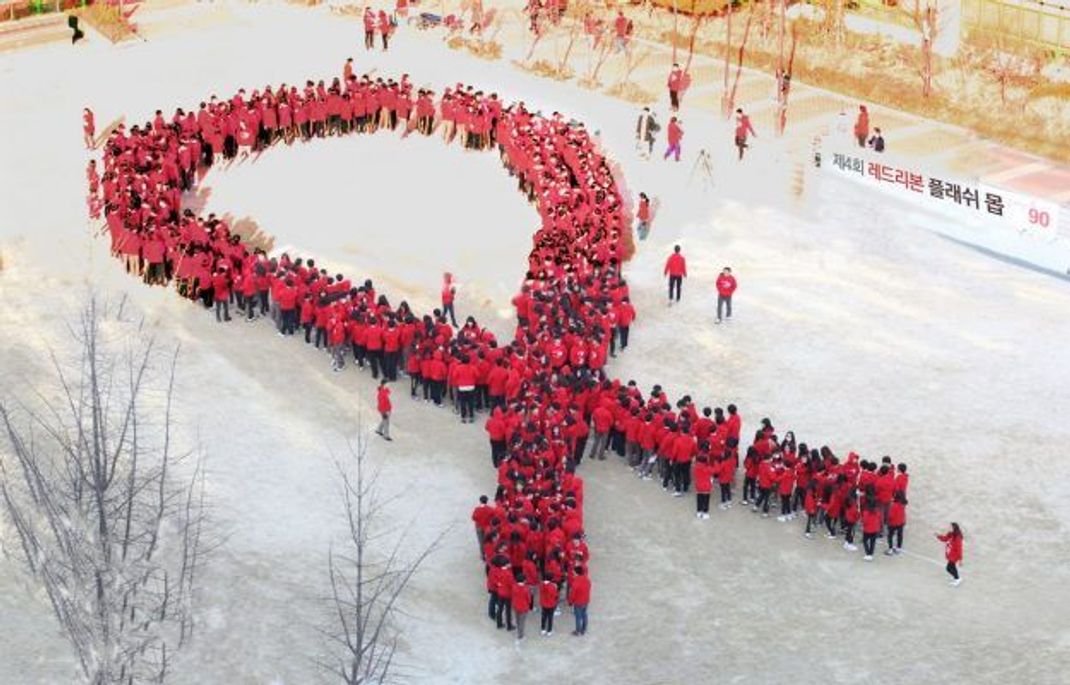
0,294,209,684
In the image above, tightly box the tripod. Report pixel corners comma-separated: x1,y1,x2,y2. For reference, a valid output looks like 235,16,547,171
689,148,714,190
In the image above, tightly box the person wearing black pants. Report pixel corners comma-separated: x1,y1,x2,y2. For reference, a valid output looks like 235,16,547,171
383,350,399,382
668,275,682,302
861,503,881,560
458,388,476,423
368,350,382,380
664,244,687,305
539,579,558,636
863,531,878,557
755,486,772,515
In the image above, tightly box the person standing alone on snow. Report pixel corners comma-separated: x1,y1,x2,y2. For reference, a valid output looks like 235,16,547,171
734,109,756,161
716,267,737,323
441,272,458,327
376,379,393,441
664,116,683,162
667,63,686,112
363,7,376,50
664,245,686,304
635,107,658,159
936,523,964,586
636,192,652,240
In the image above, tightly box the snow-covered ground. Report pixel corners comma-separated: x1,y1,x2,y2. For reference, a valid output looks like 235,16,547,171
2,2,1070,684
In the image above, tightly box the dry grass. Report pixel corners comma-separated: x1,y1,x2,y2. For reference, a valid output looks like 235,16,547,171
630,10,1070,163
75,3,138,43
605,81,657,104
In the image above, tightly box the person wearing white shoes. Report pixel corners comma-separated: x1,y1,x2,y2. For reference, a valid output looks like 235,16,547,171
841,490,860,550
861,499,881,561
375,380,393,441
802,483,818,539
693,455,714,520
539,577,558,635
937,523,964,586
885,492,908,555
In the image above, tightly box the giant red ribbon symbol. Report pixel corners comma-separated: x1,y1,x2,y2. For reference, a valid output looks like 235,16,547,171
96,73,631,617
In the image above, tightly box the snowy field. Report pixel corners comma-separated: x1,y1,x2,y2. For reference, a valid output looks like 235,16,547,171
2,2,1070,684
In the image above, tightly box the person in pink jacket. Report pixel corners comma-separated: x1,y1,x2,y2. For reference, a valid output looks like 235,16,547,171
664,116,683,162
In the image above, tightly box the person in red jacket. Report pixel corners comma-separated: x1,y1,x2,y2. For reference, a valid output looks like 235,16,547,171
663,116,683,162
716,454,734,509
589,403,613,461
885,491,907,556
667,63,684,111
512,572,533,641
451,353,478,423
802,483,819,539
494,560,514,630
693,456,714,519
441,272,458,327
471,494,493,557
378,9,393,51
734,108,756,160
363,7,376,50
861,499,882,561
375,380,392,441
936,522,964,586
539,576,558,636
83,107,95,148
715,267,737,323
635,192,653,241
567,566,591,636
664,244,686,304
212,269,232,322
614,297,636,352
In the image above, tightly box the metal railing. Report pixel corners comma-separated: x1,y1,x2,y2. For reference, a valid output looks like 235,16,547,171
962,0,1070,49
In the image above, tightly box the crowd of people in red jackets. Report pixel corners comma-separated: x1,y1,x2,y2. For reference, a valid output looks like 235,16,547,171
92,63,631,640
90,56,960,646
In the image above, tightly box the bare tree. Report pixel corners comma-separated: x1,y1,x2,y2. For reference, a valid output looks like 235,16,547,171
321,433,445,685
904,0,939,97
0,296,207,685
722,2,756,117
553,17,583,78
615,45,654,95
775,16,799,136
582,27,614,87
522,10,547,64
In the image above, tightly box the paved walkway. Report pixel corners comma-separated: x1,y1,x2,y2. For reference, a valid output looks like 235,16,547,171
480,1,1070,211
16,0,1062,210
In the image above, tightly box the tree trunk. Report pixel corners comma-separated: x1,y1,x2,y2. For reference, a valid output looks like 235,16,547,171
724,4,755,118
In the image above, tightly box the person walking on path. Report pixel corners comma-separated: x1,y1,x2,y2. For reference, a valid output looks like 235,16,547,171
664,117,683,162
854,104,870,148
664,245,687,305
635,107,658,159
716,267,737,323
936,523,964,586
375,379,393,441
734,109,756,161
667,63,687,112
